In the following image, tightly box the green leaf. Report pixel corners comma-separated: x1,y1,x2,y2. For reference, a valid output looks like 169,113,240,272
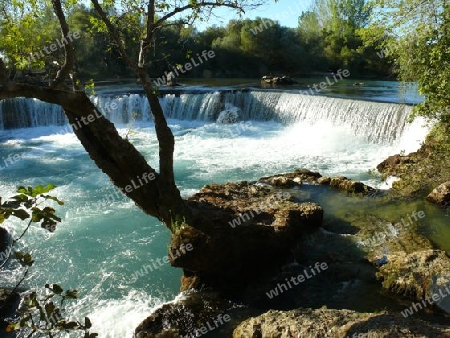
32,184,56,196
12,208,30,220
85,317,92,329
42,195,64,205
50,284,63,294
62,321,79,329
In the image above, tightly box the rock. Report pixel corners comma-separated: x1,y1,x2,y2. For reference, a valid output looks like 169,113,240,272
426,181,450,206
0,227,11,266
273,202,323,229
330,177,373,194
217,110,239,124
376,249,450,314
259,170,373,195
172,180,323,296
377,154,415,175
232,307,450,337
259,176,297,188
135,291,231,338
259,169,321,186
0,229,19,333
261,75,297,85
317,176,331,185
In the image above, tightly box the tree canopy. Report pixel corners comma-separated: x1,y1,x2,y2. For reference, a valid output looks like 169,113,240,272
0,1,391,79
365,0,450,122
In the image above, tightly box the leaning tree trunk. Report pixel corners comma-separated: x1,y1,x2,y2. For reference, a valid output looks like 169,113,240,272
0,82,188,227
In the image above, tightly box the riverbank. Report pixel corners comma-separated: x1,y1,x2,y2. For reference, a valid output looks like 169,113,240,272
377,121,450,202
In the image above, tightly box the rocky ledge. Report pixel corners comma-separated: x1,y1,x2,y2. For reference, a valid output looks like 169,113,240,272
233,307,450,337
174,178,324,296
376,121,450,201
259,169,374,194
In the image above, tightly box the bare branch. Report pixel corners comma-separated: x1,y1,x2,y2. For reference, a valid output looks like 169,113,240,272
154,1,246,28
138,0,155,68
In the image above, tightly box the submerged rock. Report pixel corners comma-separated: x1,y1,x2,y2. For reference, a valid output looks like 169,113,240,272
233,307,450,337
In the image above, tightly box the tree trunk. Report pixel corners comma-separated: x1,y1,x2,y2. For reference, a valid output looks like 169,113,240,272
0,83,187,227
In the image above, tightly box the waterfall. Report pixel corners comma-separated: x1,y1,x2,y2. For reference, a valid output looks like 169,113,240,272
0,90,418,144
0,98,67,129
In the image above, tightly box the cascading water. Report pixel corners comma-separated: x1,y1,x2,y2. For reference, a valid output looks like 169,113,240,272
0,91,420,145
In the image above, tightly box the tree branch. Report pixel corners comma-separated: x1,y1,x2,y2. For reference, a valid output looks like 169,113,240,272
91,0,138,71
0,83,168,221
50,0,78,90
154,1,245,28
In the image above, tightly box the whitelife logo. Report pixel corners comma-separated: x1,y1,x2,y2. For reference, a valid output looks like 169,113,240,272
153,50,215,86
401,283,450,318
180,313,231,338
0,153,23,170
128,243,193,283
28,31,81,62
266,262,328,299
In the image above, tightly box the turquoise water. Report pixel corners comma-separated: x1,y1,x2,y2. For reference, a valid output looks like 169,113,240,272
0,91,435,337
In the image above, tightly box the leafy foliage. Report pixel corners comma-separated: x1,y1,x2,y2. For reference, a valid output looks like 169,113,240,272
0,1,391,79
0,186,97,337
367,0,450,123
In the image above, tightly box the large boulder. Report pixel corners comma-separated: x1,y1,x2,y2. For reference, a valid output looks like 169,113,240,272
426,181,450,206
168,180,324,296
135,291,232,338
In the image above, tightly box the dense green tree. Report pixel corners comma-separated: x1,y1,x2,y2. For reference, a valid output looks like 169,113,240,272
368,0,450,122
298,0,385,75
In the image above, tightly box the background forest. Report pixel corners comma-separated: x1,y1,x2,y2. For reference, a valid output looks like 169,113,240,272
0,0,393,81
